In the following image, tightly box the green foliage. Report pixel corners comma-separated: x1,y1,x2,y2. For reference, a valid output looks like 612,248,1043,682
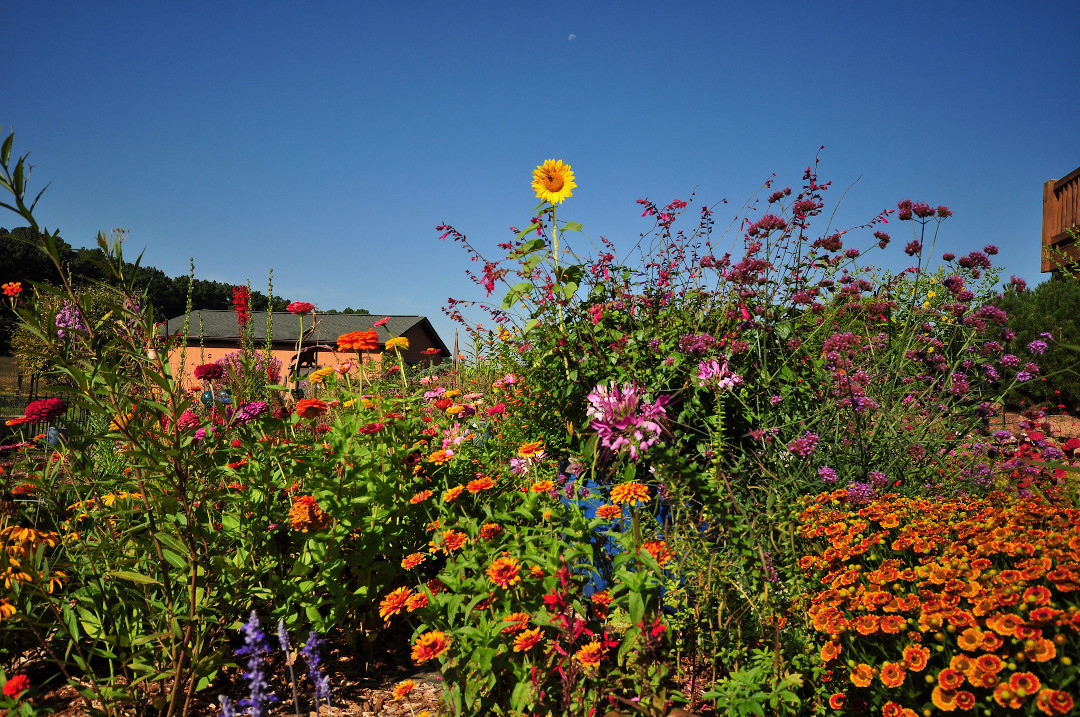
997,275,1080,410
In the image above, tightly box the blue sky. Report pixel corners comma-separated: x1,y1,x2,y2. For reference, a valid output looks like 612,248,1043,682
6,1,1080,348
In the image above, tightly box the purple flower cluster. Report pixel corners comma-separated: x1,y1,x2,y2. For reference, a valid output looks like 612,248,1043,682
586,381,670,461
233,401,269,425
677,332,718,355
786,431,819,458
55,300,85,338
846,481,876,505
235,611,277,717
817,466,838,483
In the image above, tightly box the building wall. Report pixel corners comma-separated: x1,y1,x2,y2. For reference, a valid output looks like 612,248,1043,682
167,342,384,390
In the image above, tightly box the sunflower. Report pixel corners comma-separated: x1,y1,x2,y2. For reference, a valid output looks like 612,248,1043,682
531,159,576,204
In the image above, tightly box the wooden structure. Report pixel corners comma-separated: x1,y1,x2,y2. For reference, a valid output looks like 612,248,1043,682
1042,164,1080,272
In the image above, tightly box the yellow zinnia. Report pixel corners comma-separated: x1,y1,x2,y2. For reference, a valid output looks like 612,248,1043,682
531,159,576,204
385,336,410,351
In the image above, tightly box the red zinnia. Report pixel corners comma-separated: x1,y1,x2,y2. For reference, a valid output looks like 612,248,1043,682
3,673,30,698
194,363,226,381
23,398,66,422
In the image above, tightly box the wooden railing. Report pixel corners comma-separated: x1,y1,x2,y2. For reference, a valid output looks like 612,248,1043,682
1042,164,1080,272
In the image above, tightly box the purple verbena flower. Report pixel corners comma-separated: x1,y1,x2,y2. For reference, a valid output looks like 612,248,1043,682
817,466,838,484
846,482,876,505
786,431,819,458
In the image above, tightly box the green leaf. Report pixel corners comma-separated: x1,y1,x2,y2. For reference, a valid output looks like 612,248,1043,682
1,132,12,167
108,570,161,586
562,221,583,232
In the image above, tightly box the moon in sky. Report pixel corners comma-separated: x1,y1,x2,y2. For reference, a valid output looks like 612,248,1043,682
568,33,576,40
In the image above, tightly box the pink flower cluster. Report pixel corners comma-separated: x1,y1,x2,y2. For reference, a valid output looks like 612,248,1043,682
586,381,670,461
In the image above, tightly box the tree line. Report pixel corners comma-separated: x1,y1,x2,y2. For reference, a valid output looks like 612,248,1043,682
0,227,366,355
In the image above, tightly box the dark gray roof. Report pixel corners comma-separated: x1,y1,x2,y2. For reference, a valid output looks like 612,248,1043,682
165,311,449,353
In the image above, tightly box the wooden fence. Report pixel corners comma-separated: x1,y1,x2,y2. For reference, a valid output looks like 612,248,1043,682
1042,164,1080,272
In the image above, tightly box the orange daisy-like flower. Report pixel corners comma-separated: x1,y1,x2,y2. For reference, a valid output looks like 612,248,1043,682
467,475,495,493
531,480,555,493
401,553,427,570
487,556,522,589
1029,637,1056,662
428,450,454,465
575,641,604,668
882,702,904,717
337,330,379,352
411,630,451,664
529,565,544,578
501,611,531,633
513,627,543,652
880,615,906,634
392,679,417,701
288,495,331,532
974,654,1003,674
994,683,1025,710
956,627,984,651
938,668,964,691
479,522,501,541
595,504,623,520
379,587,414,621
1009,671,1041,697
430,529,468,554
442,485,464,502
852,614,879,635
295,398,329,420
641,540,673,567
820,641,841,662
610,482,650,506
405,592,428,611
880,661,906,689
954,691,976,711
1035,690,1074,716
849,664,873,688
932,686,959,711
518,441,545,457
828,693,846,710
410,490,433,504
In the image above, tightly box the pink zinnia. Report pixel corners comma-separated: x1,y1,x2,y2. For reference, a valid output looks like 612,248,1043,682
374,316,391,327
287,301,315,315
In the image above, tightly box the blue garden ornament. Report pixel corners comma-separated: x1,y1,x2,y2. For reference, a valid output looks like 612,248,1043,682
215,389,232,405
200,390,214,408
46,426,68,448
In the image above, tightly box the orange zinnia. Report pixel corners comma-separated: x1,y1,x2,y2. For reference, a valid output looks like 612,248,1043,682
518,441,545,457
392,679,417,701
405,591,428,611
442,485,464,502
479,523,501,540
501,611,531,633
295,398,328,419
487,556,522,589
531,480,554,493
379,587,414,621
513,627,543,652
575,641,604,668
430,529,467,554
288,495,330,532
467,475,495,493
610,481,650,506
411,630,450,664
641,540,673,567
596,504,623,520
401,553,427,570
337,330,379,352
409,490,433,504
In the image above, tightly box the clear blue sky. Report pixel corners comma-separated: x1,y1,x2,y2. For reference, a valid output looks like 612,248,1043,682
6,1,1080,348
